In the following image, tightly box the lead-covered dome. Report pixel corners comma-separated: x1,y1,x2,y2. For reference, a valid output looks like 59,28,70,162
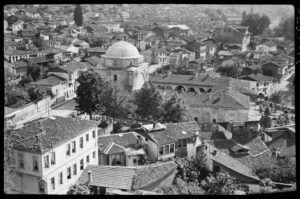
104,41,141,59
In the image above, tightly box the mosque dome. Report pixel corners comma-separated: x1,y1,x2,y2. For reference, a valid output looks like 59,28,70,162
104,41,142,59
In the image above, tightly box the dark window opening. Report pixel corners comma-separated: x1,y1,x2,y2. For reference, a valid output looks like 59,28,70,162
114,74,117,82
67,167,71,179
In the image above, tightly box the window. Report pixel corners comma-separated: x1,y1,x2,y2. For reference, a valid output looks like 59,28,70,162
170,144,175,153
72,141,76,153
114,74,117,82
73,164,77,176
51,152,55,165
183,139,187,147
86,155,90,163
178,140,182,148
256,82,259,87
18,152,25,169
66,144,71,156
80,137,83,148
92,130,96,138
80,159,84,170
145,138,148,141
133,159,137,164
86,133,89,142
32,156,39,171
93,151,96,159
51,177,55,190
44,155,49,169
164,145,170,155
59,172,63,185
159,146,164,155
11,150,16,165
67,167,71,179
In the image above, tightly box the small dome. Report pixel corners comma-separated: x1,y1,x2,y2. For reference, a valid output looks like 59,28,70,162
104,41,141,59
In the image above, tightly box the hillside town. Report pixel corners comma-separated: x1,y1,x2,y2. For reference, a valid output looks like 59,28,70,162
4,4,295,195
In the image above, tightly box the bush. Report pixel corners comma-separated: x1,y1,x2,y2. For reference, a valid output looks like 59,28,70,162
67,183,90,195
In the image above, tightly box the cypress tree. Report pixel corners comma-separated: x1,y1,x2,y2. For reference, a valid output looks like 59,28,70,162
74,4,83,27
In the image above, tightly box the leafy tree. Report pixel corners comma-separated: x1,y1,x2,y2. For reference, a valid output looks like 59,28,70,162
32,36,47,50
274,16,294,41
200,172,249,195
27,64,41,81
74,4,83,27
99,84,128,119
7,15,19,26
241,13,271,35
75,69,107,118
5,83,30,108
19,76,34,87
264,107,271,116
270,91,284,104
26,85,48,102
260,115,272,128
133,84,163,122
67,183,90,195
158,178,205,195
162,93,188,123
216,65,240,78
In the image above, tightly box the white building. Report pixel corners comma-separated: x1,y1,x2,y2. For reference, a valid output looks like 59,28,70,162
10,116,99,194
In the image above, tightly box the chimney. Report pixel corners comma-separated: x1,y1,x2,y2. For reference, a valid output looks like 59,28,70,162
88,171,93,184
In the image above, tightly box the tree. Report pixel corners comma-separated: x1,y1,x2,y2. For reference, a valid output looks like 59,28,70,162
241,13,271,35
274,16,294,41
75,69,107,118
260,115,272,128
32,36,47,50
5,83,30,108
200,172,249,195
162,93,188,123
19,76,34,87
99,84,129,119
26,85,48,102
74,4,83,27
27,64,41,81
133,84,163,121
216,65,240,78
67,183,90,195
270,91,283,104
158,178,205,195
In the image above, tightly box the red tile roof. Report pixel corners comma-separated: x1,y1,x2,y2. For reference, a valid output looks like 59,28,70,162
12,116,99,154
29,74,67,87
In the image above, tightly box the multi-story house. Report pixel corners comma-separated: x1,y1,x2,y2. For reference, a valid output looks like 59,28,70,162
255,41,277,54
29,74,73,102
12,19,24,35
10,116,99,194
239,74,277,98
47,61,88,93
4,49,29,63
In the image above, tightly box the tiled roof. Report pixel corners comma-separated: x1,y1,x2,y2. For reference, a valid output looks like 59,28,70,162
78,162,177,190
218,50,233,56
84,56,101,66
149,74,230,87
11,116,99,154
103,142,126,155
247,74,275,82
263,40,276,47
163,121,200,140
267,132,295,157
98,132,139,152
4,49,28,55
208,144,260,182
78,165,136,190
148,131,176,146
87,47,106,53
25,56,55,64
162,89,250,110
29,74,68,87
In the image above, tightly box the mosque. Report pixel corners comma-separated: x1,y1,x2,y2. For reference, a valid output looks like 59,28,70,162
97,41,154,91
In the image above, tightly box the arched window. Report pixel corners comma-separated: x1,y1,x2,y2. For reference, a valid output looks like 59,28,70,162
199,88,206,93
188,87,196,93
113,75,117,82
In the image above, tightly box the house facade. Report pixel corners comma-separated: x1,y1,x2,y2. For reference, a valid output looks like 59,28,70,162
10,117,99,194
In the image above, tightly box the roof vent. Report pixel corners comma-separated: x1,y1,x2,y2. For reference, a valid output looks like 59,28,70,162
181,131,187,135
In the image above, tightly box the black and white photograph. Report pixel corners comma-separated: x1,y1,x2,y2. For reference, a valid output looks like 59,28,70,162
4,4,295,195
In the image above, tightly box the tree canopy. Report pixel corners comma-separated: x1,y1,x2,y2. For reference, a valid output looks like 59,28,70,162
274,16,294,41
133,84,163,121
75,69,128,119
74,4,83,27
241,12,271,35
162,93,188,123
67,183,90,195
